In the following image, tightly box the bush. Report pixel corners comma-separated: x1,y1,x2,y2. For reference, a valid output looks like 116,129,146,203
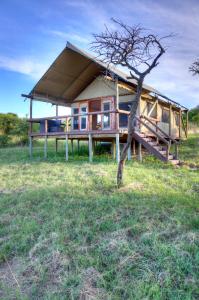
0,135,10,147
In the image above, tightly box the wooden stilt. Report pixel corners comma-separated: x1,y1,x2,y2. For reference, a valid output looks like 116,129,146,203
71,139,74,155
29,136,33,158
133,139,136,155
89,134,93,162
44,136,47,159
138,142,142,162
55,139,58,153
65,135,68,161
127,144,131,160
77,139,80,154
112,139,116,159
116,133,120,163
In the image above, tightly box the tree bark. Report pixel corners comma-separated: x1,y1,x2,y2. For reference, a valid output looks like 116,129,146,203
117,77,144,187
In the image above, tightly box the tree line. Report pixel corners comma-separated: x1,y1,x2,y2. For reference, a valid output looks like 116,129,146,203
0,113,29,147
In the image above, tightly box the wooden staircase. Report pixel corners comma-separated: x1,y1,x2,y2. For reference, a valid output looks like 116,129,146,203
133,115,180,165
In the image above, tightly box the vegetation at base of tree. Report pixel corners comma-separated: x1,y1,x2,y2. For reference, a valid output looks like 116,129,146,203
0,135,198,299
0,113,29,147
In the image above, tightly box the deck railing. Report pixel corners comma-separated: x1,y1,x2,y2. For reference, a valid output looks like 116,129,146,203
28,109,122,135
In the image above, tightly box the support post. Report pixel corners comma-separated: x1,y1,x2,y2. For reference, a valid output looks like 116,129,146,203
65,134,68,161
55,139,58,153
179,109,182,139
29,136,33,158
116,133,120,163
112,139,116,160
169,105,172,137
133,139,136,156
56,105,58,117
44,135,47,159
29,99,33,134
71,139,74,155
89,134,93,162
115,78,119,130
186,110,189,138
127,144,131,161
138,142,142,162
77,139,80,154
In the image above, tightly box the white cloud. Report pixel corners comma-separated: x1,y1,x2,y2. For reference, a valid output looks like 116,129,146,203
47,29,90,44
0,55,48,79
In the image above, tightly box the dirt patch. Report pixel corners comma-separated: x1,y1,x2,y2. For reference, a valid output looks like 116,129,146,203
119,182,145,193
79,267,107,300
0,257,27,299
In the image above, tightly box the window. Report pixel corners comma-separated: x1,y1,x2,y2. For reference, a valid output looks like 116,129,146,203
161,108,169,123
103,102,110,129
80,106,87,130
119,102,131,127
72,107,79,130
147,101,157,119
174,112,180,126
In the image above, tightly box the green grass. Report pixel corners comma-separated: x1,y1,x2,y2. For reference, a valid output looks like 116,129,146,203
0,135,199,299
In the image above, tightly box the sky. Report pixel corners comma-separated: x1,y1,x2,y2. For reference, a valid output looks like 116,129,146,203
0,0,199,117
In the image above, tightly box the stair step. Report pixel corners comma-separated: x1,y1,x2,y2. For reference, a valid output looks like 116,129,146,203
159,150,167,155
148,141,158,146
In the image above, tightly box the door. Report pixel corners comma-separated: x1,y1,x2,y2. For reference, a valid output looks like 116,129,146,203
89,100,101,130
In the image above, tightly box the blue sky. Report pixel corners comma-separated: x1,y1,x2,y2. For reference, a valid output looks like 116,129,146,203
0,0,199,117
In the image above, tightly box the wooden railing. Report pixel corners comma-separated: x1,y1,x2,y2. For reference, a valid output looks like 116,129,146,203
28,109,120,134
138,115,179,160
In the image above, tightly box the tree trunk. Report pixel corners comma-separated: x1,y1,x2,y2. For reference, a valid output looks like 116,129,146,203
117,77,144,187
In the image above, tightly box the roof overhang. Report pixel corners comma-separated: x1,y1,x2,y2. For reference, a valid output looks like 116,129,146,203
25,42,188,111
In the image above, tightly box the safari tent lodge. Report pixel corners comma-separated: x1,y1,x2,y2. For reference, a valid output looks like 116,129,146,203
22,42,189,164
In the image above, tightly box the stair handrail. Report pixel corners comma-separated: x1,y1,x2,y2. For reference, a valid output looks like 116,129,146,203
139,115,179,160
140,115,179,144
135,116,169,146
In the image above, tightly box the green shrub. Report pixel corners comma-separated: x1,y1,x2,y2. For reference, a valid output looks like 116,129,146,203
0,135,10,147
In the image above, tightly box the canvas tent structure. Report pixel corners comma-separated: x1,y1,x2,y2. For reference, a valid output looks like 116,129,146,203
22,42,189,164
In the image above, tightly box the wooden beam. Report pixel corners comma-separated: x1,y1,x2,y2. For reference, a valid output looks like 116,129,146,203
138,143,142,162
29,99,33,134
115,78,119,130
179,109,182,139
77,139,80,154
169,104,172,137
147,100,158,118
88,134,93,162
127,144,131,160
133,139,136,156
29,137,33,158
112,139,116,159
65,135,69,161
186,110,189,138
116,133,120,163
44,136,47,159
55,138,58,153
71,139,74,155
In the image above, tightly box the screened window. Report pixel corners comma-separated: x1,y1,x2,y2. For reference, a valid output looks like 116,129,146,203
72,107,79,130
162,108,169,123
119,102,131,127
174,112,180,126
103,102,110,129
147,102,157,119
80,106,87,130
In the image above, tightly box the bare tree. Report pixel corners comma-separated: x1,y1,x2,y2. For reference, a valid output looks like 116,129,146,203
91,19,170,186
190,59,199,75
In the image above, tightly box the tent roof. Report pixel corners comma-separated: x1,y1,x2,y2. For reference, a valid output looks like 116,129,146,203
28,42,188,110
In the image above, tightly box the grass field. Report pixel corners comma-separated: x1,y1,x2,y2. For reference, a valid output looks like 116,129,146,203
0,135,199,299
